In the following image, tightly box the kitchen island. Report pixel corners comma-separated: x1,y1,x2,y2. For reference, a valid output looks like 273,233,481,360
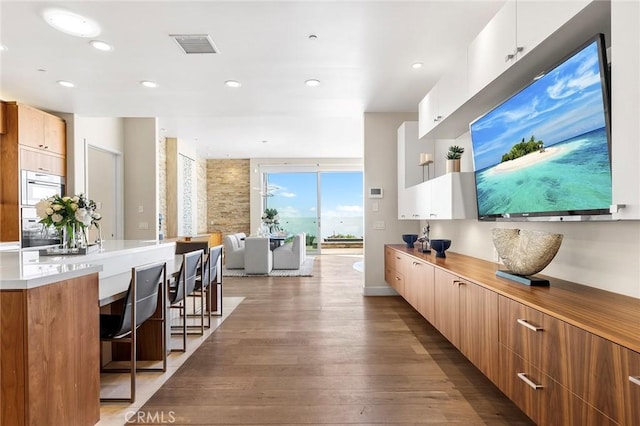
0,240,176,426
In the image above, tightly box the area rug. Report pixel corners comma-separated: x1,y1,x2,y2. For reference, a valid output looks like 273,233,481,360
223,256,315,277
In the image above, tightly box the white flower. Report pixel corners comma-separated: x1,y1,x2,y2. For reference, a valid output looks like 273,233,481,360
51,213,63,223
75,208,92,226
52,204,63,211
45,208,54,215
62,196,71,202
92,212,101,220
72,196,79,203
70,203,78,211
35,200,51,218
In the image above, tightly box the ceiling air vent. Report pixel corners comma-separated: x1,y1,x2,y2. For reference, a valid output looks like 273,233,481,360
170,34,219,54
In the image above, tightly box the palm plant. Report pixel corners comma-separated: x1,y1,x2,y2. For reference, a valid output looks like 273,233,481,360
446,145,465,160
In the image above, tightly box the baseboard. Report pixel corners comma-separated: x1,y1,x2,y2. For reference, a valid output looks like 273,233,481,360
363,285,399,296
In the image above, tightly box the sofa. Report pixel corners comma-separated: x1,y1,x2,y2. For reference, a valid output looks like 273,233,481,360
223,232,246,269
244,236,273,274
273,233,306,270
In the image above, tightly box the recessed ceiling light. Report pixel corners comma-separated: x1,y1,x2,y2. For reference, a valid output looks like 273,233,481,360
42,8,101,38
305,79,321,87
412,62,424,69
261,140,269,144
225,80,241,88
308,34,318,40
140,80,158,88
90,40,112,51
57,80,75,88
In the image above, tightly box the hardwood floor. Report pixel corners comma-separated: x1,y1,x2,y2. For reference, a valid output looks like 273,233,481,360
135,255,532,425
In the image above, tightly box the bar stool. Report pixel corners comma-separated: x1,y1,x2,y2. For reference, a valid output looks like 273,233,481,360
99,261,167,403
168,249,202,352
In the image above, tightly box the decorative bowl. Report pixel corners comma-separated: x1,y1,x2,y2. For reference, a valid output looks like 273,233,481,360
430,239,451,258
401,234,419,248
491,228,563,276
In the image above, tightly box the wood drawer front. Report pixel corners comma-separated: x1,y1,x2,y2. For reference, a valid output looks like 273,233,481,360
499,296,566,378
20,148,65,176
500,345,616,426
389,271,404,295
627,348,640,424
501,296,640,424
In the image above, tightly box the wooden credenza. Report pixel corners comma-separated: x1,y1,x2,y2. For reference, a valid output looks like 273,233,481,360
384,244,640,425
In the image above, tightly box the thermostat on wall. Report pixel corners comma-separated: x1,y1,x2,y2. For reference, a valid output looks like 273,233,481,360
368,187,383,198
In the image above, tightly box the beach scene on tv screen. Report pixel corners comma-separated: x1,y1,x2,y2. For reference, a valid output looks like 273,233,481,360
471,40,612,217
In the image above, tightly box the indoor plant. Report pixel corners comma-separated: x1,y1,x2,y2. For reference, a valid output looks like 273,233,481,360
446,145,465,173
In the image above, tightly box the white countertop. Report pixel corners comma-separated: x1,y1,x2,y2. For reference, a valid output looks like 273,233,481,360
0,240,176,291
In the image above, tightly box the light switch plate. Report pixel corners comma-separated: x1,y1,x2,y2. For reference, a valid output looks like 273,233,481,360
373,220,385,230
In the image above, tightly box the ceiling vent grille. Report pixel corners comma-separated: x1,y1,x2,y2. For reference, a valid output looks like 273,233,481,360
170,34,219,54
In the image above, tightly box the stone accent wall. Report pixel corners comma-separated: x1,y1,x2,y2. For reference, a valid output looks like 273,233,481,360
158,137,167,239
207,159,250,237
196,157,207,234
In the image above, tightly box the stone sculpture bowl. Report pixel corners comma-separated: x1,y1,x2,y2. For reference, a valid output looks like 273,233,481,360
491,228,563,276
402,234,419,248
430,239,451,258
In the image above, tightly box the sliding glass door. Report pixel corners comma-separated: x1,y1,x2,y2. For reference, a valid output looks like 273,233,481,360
264,169,363,254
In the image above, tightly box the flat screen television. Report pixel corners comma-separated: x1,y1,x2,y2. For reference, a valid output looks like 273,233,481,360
470,34,612,221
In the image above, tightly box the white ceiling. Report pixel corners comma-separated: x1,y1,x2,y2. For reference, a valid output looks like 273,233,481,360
0,1,504,159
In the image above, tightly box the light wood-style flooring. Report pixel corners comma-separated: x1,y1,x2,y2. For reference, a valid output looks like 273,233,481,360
133,255,532,425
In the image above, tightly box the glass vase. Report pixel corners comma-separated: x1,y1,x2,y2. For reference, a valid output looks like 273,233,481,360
62,223,77,251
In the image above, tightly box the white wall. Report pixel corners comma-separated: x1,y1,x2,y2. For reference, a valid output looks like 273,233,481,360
123,118,158,240
363,112,421,296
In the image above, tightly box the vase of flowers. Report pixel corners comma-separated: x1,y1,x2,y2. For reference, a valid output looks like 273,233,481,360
35,194,101,252
261,208,280,235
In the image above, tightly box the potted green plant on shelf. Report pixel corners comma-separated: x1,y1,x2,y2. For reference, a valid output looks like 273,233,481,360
446,145,464,173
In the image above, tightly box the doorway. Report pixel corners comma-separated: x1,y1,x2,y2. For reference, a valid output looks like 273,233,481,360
263,169,363,255
87,146,120,241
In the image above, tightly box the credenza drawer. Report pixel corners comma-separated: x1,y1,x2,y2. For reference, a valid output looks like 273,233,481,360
500,296,640,424
499,345,616,425
499,296,566,377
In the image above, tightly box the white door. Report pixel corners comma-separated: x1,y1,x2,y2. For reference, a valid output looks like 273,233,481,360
87,146,119,241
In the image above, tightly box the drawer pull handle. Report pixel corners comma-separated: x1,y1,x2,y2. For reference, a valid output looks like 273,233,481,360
517,318,543,332
518,373,543,390
630,376,640,387
395,276,401,281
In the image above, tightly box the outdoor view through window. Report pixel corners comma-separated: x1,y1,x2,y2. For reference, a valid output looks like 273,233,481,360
264,171,363,250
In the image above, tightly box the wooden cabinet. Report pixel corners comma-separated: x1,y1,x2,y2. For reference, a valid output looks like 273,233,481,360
0,101,6,134
12,103,65,156
20,147,65,176
411,259,435,323
433,268,460,348
459,278,499,384
499,345,615,425
0,274,100,426
499,295,640,424
384,246,407,296
384,245,640,425
0,102,66,242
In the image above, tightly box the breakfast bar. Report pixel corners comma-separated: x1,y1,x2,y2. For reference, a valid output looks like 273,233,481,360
0,240,176,426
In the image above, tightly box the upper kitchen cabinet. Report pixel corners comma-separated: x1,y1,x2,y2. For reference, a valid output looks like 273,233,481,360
468,0,591,95
12,102,66,156
418,51,468,139
467,0,516,96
